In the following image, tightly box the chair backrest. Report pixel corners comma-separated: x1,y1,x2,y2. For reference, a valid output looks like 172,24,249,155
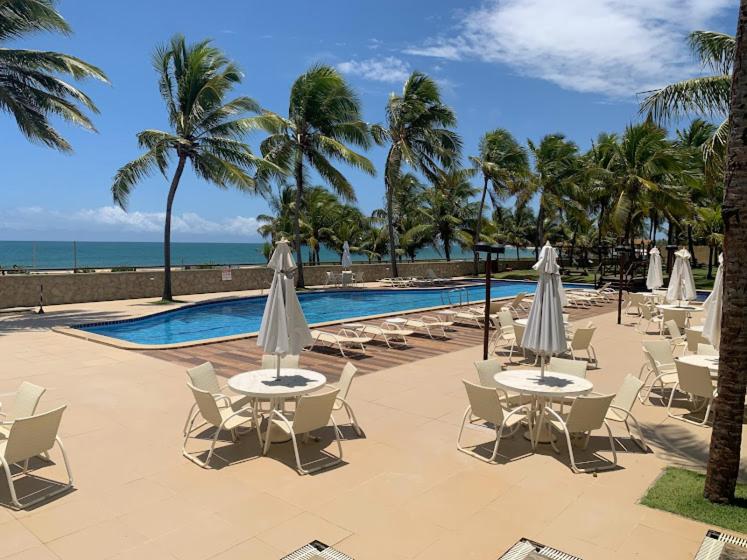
462,380,503,425
497,310,514,328
675,361,715,399
12,381,46,418
697,343,718,355
188,383,223,427
629,293,642,307
639,303,657,320
565,394,614,433
665,320,682,340
488,301,503,314
513,323,526,345
337,362,358,400
662,308,688,329
474,359,501,388
685,328,705,353
187,362,221,394
293,389,339,434
4,406,66,465
570,327,595,350
611,375,644,412
261,354,300,369
643,339,674,368
548,357,587,378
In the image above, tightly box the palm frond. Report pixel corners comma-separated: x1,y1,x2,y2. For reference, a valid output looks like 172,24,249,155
112,147,170,209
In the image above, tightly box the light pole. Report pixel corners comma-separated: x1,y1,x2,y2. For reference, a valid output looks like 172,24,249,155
475,243,506,359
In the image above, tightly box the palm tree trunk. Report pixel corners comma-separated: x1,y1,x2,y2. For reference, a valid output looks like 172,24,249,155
707,245,714,279
162,155,187,301
687,224,697,266
536,201,545,252
384,146,399,278
705,0,747,503
473,175,489,275
597,204,606,264
293,153,305,288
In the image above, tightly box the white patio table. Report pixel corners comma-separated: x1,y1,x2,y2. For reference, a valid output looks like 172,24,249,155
676,354,720,376
228,368,327,442
656,303,703,313
494,369,593,448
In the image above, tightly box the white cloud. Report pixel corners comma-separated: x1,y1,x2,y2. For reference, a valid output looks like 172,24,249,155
0,206,261,239
337,56,411,83
404,0,736,97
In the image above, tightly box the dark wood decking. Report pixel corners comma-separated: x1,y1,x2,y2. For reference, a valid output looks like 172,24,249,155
139,300,618,383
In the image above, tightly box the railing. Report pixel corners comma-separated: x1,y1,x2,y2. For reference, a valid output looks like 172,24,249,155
440,287,470,307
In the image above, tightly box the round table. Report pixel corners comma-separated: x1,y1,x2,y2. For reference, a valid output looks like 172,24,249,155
228,368,327,442
677,354,719,374
494,369,593,447
656,304,703,312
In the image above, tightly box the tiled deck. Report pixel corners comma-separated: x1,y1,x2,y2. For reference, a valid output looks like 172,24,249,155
0,290,744,560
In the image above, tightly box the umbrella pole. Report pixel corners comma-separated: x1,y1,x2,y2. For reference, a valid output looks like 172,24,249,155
276,355,281,379
540,354,545,378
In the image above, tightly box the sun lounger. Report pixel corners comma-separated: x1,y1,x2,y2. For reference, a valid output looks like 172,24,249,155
453,309,490,328
356,323,414,348
404,315,453,338
307,329,371,357
500,292,530,317
380,277,413,288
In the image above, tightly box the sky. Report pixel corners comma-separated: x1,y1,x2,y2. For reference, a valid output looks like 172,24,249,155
0,0,739,242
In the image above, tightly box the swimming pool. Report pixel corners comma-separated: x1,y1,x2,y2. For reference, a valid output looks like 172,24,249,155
75,280,590,346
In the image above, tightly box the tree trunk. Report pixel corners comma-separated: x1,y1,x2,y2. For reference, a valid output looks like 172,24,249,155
384,146,399,278
516,246,520,260
597,205,606,265
473,175,489,275
536,202,544,259
293,152,305,288
707,245,714,280
161,155,187,301
705,0,747,504
687,224,697,266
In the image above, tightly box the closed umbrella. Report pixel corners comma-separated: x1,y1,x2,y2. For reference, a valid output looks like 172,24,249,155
702,253,723,349
646,247,663,290
521,242,568,377
257,240,312,378
666,248,697,305
341,241,352,270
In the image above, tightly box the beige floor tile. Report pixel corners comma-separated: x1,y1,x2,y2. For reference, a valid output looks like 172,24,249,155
146,513,249,560
213,491,302,537
0,546,59,560
206,538,281,560
616,523,703,559
255,512,352,554
46,518,147,560
0,521,42,558
20,494,118,542
117,496,207,540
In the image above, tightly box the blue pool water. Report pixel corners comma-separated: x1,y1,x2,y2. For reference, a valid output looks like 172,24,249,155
77,280,590,346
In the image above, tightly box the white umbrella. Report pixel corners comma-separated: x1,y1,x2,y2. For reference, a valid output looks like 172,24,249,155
666,248,697,305
646,247,663,290
341,241,352,270
521,242,568,377
257,240,312,378
702,253,723,349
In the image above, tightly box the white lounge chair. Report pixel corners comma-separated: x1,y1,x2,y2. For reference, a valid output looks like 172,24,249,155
453,308,488,328
404,315,452,339
307,329,372,357
326,362,363,436
263,388,343,474
0,406,73,509
667,361,717,427
183,363,252,436
501,293,529,317
0,382,46,438
357,322,414,348
456,380,529,463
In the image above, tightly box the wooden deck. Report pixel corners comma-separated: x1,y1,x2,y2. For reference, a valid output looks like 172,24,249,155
139,299,618,383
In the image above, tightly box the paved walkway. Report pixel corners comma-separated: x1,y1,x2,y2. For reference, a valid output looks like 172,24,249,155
0,296,743,559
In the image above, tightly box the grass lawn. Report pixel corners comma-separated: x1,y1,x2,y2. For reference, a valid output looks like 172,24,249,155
641,467,747,534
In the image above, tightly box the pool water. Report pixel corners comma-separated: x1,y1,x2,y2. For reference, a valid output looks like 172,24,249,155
77,280,590,346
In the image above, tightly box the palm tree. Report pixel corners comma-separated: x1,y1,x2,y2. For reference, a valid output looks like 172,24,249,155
704,1,747,505
252,65,374,288
0,0,108,150
112,35,268,301
257,182,295,244
377,71,461,277
694,205,724,278
469,128,529,274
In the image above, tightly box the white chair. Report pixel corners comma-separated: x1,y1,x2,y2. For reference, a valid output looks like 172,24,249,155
566,327,598,365
262,389,342,474
544,394,618,473
697,343,718,356
664,320,687,356
639,340,679,403
261,354,300,369
637,304,663,334
685,328,706,353
548,356,588,378
183,363,251,435
404,315,451,339
456,380,530,463
508,323,526,362
501,293,528,317
603,375,647,450
661,308,689,333
473,359,528,406
667,362,717,426
0,382,46,437
183,383,259,468
0,406,73,509
326,363,362,436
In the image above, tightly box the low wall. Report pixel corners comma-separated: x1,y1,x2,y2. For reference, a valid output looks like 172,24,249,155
0,260,477,308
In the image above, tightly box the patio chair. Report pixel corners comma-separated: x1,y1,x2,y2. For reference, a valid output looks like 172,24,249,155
0,382,46,437
603,375,647,450
664,320,687,356
489,322,516,356
685,327,706,353
627,292,644,315
667,361,717,427
453,309,485,328
0,406,73,509
508,323,526,362
473,359,528,406
565,327,598,365
636,303,663,334
697,343,718,355
639,340,678,404
661,308,689,333
325,363,362,436
183,383,259,468
456,380,530,463
544,394,618,473
548,356,588,378
183,362,252,436
261,354,300,369
404,315,452,339
501,292,528,317
357,322,414,348
262,388,343,474
323,271,337,287
307,329,371,358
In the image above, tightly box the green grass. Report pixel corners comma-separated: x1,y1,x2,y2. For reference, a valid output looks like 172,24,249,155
692,267,716,291
641,467,747,534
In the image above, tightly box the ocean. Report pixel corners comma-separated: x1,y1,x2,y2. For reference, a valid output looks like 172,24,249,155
0,240,535,270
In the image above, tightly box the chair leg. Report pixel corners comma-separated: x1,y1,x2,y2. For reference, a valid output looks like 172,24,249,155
626,413,648,451
182,403,198,435
1,459,20,508
665,383,681,420
343,401,363,436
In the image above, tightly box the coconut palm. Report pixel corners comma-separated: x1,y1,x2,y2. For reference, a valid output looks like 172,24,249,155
704,4,747,505
0,0,108,151
469,128,529,273
377,71,461,277
251,65,374,288
112,35,269,301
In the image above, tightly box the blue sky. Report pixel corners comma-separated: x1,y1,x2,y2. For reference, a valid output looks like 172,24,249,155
0,0,738,242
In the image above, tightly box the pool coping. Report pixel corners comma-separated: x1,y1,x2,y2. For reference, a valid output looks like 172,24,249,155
51,278,591,351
